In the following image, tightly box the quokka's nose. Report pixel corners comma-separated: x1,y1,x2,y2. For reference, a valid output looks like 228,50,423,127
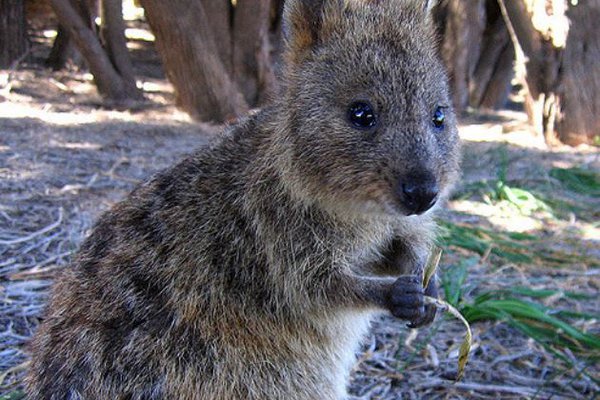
398,174,439,215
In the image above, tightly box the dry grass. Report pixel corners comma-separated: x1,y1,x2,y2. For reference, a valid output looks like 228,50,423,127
0,61,211,396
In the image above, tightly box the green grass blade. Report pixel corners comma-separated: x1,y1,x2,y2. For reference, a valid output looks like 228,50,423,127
463,297,600,352
0,391,25,400
550,167,600,197
441,257,476,307
497,286,595,301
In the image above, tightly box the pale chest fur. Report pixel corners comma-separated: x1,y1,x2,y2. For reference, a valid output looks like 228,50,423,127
313,309,378,399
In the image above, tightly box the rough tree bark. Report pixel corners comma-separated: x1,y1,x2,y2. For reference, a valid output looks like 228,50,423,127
46,0,96,70
0,0,28,68
49,0,142,102
100,0,136,85
498,0,599,145
140,0,279,122
201,0,233,75
140,0,248,122
469,1,514,109
232,0,276,105
555,2,600,145
435,0,487,111
46,24,81,70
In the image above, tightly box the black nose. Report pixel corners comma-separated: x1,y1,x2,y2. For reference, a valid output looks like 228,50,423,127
398,175,439,215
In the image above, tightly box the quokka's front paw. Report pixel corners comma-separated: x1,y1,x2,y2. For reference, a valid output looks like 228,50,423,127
385,275,437,328
407,276,438,328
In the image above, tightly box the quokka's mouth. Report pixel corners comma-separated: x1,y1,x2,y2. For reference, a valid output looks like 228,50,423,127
384,194,439,218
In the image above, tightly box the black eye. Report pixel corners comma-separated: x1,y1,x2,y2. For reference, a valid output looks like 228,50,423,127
348,101,377,129
432,107,446,130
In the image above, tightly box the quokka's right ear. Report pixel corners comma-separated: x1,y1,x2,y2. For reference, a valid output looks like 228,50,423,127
282,0,340,64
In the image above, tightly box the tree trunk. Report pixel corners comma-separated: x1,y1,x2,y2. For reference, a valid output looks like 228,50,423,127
232,0,276,106
46,24,82,70
140,0,284,122
497,0,599,146
436,0,487,111
476,41,514,109
497,0,559,144
141,0,248,122
100,0,137,90
200,0,233,74
469,3,515,110
49,0,142,102
0,0,28,68
555,1,600,145
269,0,285,57
46,0,98,70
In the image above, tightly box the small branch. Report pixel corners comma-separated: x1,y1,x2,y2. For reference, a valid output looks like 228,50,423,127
416,378,556,397
50,0,141,101
489,350,534,366
0,208,63,246
100,0,139,91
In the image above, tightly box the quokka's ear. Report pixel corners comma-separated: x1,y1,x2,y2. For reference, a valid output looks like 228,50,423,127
282,0,340,63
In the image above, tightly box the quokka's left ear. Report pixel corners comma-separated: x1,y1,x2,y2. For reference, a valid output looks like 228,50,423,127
282,0,343,65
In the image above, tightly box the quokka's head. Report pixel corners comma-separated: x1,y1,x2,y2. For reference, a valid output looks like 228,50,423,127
276,0,460,219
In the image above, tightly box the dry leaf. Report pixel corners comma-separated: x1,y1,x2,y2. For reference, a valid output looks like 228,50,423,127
424,296,472,381
423,245,443,288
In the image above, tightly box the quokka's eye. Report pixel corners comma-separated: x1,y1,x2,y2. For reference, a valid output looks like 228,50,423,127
432,106,446,130
348,101,377,130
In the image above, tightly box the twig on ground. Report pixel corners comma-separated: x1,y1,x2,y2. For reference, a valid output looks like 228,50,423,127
0,209,63,246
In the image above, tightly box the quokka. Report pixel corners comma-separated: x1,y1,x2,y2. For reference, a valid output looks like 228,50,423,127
27,0,461,398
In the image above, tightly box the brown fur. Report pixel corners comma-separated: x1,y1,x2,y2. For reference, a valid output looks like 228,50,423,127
27,1,460,399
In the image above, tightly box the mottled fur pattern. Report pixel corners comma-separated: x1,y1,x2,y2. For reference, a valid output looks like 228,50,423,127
27,0,460,399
